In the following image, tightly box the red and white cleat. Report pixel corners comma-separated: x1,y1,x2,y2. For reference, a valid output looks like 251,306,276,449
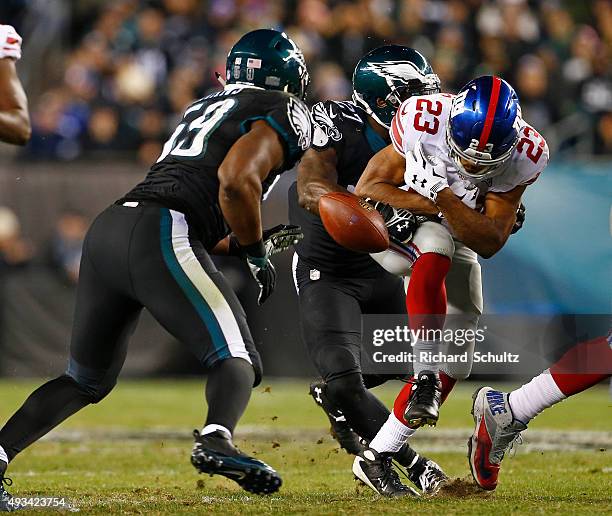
468,386,526,491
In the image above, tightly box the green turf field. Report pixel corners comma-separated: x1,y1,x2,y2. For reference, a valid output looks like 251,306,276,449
0,379,610,514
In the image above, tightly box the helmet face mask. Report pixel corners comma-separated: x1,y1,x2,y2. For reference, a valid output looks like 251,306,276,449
352,46,440,128
447,125,518,181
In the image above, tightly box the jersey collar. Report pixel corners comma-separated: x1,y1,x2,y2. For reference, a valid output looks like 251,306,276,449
363,118,387,153
224,83,265,92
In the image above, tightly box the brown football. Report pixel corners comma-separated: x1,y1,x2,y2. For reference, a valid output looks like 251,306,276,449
319,192,389,253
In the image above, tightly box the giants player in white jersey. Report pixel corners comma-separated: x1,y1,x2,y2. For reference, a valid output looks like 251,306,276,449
0,24,29,145
351,76,549,494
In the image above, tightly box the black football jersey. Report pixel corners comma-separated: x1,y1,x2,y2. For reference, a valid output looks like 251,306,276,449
123,85,312,249
289,100,388,277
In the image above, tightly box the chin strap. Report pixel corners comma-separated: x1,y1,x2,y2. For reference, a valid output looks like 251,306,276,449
215,71,226,87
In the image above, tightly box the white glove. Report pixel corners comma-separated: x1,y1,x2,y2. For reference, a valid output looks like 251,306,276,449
404,142,448,202
0,25,22,61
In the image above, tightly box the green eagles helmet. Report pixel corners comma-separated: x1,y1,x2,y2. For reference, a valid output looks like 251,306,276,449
352,45,440,128
226,29,310,100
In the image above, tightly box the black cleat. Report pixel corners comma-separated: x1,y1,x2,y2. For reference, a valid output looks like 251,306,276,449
309,380,364,455
393,443,448,495
404,371,442,428
191,430,282,495
352,448,419,498
0,476,17,512
405,456,448,495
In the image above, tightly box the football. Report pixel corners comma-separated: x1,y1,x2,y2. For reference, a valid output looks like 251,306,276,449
318,191,389,252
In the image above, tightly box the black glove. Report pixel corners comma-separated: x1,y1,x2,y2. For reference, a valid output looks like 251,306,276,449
368,199,419,245
228,225,303,257
244,241,277,305
511,203,526,235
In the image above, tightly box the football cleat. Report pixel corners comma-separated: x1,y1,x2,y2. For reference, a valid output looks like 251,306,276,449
393,443,447,494
405,455,449,495
0,475,17,512
404,371,442,427
309,380,365,455
468,387,526,490
191,430,282,495
353,448,420,498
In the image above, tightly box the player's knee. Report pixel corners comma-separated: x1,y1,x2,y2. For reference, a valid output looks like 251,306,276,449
65,359,117,404
207,353,262,388
314,344,360,383
371,222,455,276
412,221,455,260
325,373,368,409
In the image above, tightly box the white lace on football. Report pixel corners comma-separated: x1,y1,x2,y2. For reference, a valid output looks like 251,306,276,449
0,25,22,61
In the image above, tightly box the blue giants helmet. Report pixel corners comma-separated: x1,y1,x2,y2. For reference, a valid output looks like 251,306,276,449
447,76,520,181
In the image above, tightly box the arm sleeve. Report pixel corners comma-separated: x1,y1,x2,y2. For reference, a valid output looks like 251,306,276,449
389,97,420,157
310,101,346,154
518,126,550,186
264,94,313,169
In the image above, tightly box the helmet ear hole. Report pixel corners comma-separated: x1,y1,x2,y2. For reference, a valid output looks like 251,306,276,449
376,98,387,108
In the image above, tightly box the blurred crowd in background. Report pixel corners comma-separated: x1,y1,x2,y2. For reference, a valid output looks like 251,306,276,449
0,0,608,284
0,1,608,377
0,0,610,165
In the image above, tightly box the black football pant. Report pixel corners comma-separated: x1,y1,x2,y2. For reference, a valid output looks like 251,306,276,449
0,202,261,462
294,256,408,442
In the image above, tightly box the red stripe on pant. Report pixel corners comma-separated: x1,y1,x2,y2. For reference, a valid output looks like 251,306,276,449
406,253,450,331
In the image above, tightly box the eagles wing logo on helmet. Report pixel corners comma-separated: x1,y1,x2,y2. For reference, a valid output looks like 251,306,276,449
363,60,425,86
311,103,342,142
281,33,307,68
287,98,312,151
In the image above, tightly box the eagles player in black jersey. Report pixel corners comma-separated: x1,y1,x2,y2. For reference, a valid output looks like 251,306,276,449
289,46,447,497
0,29,311,506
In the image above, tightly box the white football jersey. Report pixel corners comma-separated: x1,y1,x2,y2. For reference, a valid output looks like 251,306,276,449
390,93,549,211
0,25,21,61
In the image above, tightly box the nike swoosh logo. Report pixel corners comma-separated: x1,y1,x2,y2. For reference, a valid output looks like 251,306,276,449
224,470,247,480
478,446,492,480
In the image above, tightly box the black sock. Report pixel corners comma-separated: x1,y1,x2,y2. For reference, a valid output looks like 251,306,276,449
395,442,418,468
0,375,92,462
204,357,254,435
325,373,391,441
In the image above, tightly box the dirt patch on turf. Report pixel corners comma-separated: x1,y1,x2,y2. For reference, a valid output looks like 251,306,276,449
438,477,491,498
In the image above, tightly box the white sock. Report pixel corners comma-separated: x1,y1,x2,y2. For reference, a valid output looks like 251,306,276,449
0,444,7,465
413,338,442,376
509,369,566,424
201,424,232,439
369,413,416,453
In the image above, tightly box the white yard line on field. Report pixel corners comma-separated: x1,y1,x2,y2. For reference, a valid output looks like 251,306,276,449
38,427,612,453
